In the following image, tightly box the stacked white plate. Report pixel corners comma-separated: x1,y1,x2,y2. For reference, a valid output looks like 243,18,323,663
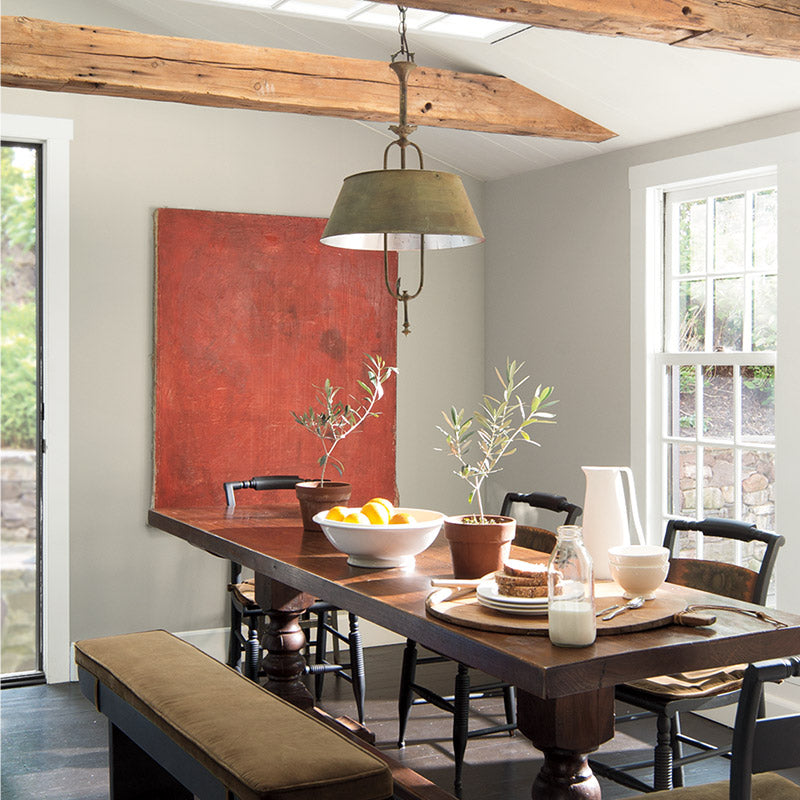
476,577,548,616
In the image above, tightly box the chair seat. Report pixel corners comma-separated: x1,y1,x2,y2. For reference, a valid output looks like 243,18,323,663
229,579,332,615
230,578,258,608
639,771,800,799
624,664,746,700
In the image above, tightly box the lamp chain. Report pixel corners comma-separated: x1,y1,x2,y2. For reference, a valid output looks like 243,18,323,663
392,6,413,63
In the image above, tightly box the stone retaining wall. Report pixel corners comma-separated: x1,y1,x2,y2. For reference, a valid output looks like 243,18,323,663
1,449,37,674
2,449,37,542
679,449,775,531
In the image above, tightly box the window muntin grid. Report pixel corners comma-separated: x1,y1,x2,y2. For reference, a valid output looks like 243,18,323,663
660,176,777,562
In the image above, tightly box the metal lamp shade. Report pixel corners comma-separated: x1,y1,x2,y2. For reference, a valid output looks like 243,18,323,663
321,169,484,251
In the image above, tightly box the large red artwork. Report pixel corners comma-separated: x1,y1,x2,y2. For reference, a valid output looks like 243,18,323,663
153,208,398,508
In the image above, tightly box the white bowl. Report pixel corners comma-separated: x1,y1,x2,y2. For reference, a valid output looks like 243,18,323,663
313,508,445,568
608,544,670,567
609,561,670,599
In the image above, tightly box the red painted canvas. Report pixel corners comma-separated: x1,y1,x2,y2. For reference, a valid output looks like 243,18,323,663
153,208,398,508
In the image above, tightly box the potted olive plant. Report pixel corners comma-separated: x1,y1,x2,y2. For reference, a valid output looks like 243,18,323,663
438,359,556,577
291,354,397,530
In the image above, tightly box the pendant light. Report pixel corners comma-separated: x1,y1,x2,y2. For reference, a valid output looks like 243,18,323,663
320,6,485,336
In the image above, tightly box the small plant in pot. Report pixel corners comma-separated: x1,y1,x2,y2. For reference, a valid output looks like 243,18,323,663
438,359,556,578
291,354,397,530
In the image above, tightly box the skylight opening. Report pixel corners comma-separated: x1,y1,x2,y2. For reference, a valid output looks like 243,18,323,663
177,0,523,41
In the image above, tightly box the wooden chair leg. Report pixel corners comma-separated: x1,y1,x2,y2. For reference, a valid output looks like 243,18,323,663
503,684,517,731
228,604,243,671
453,663,471,797
653,711,674,791
397,639,418,747
329,608,341,663
244,617,261,681
314,609,329,701
671,711,685,788
347,613,366,725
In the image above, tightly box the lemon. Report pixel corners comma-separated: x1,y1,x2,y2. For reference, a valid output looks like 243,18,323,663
326,506,349,521
361,501,390,525
366,497,395,518
389,511,417,525
343,511,370,525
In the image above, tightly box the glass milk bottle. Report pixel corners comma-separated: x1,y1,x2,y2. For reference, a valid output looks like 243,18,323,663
547,525,596,647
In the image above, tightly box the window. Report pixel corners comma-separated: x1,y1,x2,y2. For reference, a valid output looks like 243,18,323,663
659,176,777,565
1,114,72,684
1,141,42,680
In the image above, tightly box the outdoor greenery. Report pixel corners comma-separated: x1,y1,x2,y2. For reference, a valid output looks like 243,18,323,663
437,359,556,523
1,305,36,448
1,145,37,450
291,354,397,484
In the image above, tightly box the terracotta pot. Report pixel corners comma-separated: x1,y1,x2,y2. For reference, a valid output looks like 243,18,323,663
443,515,517,579
295,481,352,531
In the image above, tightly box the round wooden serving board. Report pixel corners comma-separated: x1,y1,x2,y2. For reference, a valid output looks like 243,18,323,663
425,588,687,636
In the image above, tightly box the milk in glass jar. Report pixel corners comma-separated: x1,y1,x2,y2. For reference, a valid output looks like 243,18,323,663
547,525,596,647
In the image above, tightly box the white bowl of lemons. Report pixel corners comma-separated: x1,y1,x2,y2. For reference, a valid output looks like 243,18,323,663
314,498,445,568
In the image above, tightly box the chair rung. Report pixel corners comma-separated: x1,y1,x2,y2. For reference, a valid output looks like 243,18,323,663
615,711,656,724
674,741,732,765
319,623,351,645
415,655,449,667
305,663,345,676
466,722,516,739
587,759,654,794
410,685,456,714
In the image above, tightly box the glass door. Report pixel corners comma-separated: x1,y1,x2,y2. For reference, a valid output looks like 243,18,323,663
1,141,43,683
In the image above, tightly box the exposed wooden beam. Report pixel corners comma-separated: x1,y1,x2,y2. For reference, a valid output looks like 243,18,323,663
0,16,615,141
373,0,800,61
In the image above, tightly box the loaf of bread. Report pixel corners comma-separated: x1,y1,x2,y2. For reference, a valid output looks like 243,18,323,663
495,560,548,598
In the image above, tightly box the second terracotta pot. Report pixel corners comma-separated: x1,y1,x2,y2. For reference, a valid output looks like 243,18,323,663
443,515,517,579
295,480,352,531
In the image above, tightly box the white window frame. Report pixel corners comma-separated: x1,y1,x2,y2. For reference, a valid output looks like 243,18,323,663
2,114,72,683
659,174,777,532
630,132,800,711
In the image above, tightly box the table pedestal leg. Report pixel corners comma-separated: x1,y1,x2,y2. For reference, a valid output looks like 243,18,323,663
517,687,615,800
254,574,316,710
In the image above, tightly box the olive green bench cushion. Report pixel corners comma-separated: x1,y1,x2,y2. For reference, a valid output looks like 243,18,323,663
641,772,800,799
74,630,392,800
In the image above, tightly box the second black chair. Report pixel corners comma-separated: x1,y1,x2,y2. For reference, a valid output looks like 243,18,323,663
589,516,785,793
224,475,366,724
397,490,582,795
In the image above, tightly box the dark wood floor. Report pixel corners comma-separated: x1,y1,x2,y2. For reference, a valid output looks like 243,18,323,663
2,642,798,799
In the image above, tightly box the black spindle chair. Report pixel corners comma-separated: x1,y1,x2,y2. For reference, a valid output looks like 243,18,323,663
626,655,800,800
589,517,786,793
224,475,366,724
397,491,582,796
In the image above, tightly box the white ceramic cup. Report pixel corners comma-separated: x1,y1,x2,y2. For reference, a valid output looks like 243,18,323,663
609,561,669,599
608,544,670,567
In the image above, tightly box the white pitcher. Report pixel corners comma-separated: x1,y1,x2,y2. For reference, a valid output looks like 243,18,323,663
580,466,645,580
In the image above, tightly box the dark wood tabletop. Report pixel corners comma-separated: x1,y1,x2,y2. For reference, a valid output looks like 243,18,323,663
148,505,800,800
149,505,800,696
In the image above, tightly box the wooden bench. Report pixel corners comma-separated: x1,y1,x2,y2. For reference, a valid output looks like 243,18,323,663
74,630,395,800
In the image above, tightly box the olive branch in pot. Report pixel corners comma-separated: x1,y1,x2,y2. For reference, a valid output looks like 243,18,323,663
291,354,397,484
437,359,556,523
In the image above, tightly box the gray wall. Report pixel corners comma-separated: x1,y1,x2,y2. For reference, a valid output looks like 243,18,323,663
484,111,800,615
2,0,485,644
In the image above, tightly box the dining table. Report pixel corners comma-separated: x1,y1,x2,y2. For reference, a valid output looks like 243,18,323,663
148,504,800,800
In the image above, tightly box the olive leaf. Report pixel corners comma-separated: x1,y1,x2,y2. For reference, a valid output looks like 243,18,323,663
291,354,398,484
437,358,556,523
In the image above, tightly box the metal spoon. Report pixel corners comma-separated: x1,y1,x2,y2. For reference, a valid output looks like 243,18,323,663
602,596,645,621
595,603,621,617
